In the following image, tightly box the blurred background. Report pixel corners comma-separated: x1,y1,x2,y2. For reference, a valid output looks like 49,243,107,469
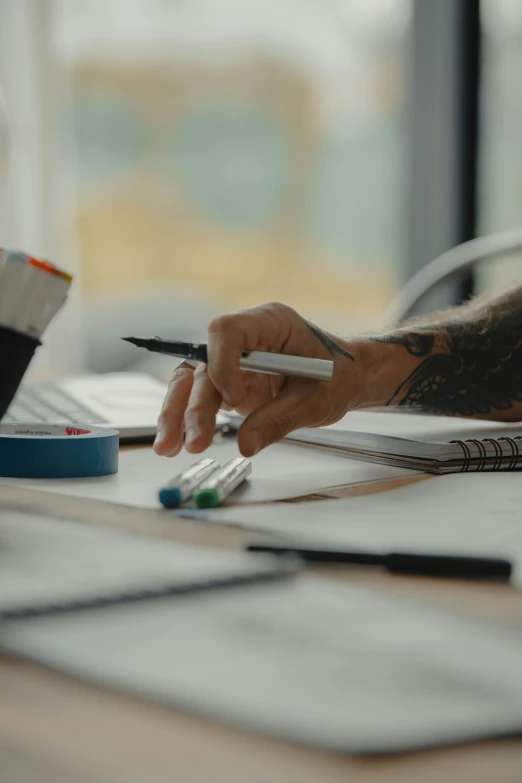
0,0,521,378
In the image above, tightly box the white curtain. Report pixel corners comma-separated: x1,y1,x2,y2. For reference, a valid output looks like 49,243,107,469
0,0,85,375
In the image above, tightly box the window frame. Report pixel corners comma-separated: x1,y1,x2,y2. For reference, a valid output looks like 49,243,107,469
404,0,480,309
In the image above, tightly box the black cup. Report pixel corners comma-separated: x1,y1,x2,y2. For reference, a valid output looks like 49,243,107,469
0,325,41,421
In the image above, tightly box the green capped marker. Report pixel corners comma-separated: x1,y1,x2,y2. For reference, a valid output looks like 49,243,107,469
194,487,220,509
194,457,252,508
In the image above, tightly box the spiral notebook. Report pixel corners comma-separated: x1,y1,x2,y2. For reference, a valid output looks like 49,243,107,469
225,410,522,474
0,510,295,620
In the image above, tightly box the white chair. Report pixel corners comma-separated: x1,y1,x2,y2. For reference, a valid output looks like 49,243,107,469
384,227,522,325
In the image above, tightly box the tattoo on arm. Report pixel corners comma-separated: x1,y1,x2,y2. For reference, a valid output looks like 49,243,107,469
374,331,434,357
303,319,355,361
378,290,522,416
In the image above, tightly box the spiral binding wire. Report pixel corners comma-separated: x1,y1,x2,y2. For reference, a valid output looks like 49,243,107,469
449,437,522,472
482,438,503,472
497,437,521,471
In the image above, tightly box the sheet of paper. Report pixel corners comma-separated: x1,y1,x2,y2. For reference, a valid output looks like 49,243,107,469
3,577,522,754
183,472,522,585
0,439,415,509
0,510,286,614
296,409,522,440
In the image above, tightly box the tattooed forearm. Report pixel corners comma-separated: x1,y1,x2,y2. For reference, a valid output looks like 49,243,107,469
377,289,522,417
304,319,355,361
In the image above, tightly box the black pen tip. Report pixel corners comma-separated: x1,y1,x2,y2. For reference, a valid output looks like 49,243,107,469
121,336,145,347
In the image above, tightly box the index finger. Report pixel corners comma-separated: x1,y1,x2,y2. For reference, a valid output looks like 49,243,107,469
153,364,194,457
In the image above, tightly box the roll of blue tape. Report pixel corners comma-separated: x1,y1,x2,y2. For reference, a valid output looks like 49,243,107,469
0,424,119,478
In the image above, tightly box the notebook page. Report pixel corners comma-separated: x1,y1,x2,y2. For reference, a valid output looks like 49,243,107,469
0,510,285,614
3,577,522,753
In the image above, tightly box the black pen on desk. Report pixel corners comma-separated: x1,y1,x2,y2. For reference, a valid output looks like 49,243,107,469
246,543,513,581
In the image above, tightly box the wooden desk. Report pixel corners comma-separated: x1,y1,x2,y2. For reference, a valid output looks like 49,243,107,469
1,463,521,783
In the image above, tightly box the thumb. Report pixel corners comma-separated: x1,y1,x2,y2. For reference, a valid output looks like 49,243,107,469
237,381,320,456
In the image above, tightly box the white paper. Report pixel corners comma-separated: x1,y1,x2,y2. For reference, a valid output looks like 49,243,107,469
3,577,522,753
296,409,522,440
184,472,522,585
0,510,283,613
0,439,415,509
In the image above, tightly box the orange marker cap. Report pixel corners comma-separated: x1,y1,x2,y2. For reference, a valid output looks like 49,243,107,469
28,256,73,283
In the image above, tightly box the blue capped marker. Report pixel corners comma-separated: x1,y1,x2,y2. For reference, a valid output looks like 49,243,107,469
159,458,220,508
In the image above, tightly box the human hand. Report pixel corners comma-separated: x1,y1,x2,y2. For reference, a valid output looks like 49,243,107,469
153,302,373,458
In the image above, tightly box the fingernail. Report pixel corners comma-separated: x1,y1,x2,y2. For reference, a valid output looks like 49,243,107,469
185,426,200,445
245,429,262,455
153,428,164,449
167,441,182,458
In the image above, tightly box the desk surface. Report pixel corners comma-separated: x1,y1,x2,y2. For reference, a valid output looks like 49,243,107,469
1,459,522,783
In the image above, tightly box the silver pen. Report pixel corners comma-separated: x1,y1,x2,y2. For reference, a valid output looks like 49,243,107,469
122,337,334,381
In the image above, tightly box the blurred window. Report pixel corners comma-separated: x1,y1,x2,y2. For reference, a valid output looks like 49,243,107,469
54,0,411,355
